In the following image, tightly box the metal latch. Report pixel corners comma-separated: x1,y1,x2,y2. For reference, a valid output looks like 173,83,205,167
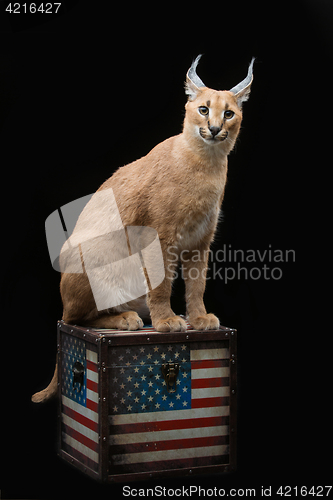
72,361,84,393
161,362,179,393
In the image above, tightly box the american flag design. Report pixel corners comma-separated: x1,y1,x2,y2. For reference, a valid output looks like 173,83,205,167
108,340,230,474
60,334,100,472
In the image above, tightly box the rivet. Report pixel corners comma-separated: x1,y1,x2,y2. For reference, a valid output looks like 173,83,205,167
225,332,229,337
103,436,106,441
231,389,236,394
147,338,150,342
103,397,106,402
189,469,192,474
102,337,106,343
231,354,235,358
231,359,235,364
70,329,73,333
83,333,86,338
103,367,106,372
231,331,234,335
186,335,189,340
108,339,112,345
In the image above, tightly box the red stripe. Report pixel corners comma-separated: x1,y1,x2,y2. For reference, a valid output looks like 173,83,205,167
191,359,229,369
86,378,98,393
191,396,229,408
110,434,228,455
110,415,229,435
86,359,98,372
86,398,98,413
62,422,99,453
191,377,229,389
62,404,99,433
61,440,99,472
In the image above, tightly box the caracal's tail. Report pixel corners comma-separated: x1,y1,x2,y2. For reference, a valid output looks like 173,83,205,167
31,360,58,403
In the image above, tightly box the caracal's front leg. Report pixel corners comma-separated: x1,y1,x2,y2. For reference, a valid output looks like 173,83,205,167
147,258,187,332
181,247,220,330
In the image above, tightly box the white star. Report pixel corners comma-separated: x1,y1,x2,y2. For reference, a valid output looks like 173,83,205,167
174,352,180,358
127,390,132,397
146,353,152,359
155,388,160,395
181,344,187,350
148,396,153,402
176,394,181,399
113,376,118,383
182,401,188,407
155,403,160,409
141,404,147,410
139,347,145,353
148,366,153,372
127,405,132,411
140,361,145,366
127,375,132,382
134,367,139,373
120,368,125,374
168,345,173,351
132,354,138,360
112,391,118,398
155,374,160,380
113,405,118,412
183,386,188,392
141,374,146,381
120,383,125,389
119,355,124,361
120,398,125,404
141,389,146,396
161,353,166,359
126,362,131,367
182,372,188,378
162,395,167,401
153,346,159,352
169,401,174,408
148,381,153,387
134,397,139,403
134,382,140,388
126,348,131,354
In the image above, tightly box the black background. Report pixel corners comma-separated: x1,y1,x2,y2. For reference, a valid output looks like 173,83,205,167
0,1,330,498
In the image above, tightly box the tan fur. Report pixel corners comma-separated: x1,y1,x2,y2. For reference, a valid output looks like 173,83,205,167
32,61,252,402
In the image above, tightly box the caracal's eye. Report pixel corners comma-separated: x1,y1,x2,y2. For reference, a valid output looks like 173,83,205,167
224,110,235,119
198,106,209,116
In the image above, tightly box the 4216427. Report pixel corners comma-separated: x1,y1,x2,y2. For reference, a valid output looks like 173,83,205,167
5,3,61,13
276,486,332,497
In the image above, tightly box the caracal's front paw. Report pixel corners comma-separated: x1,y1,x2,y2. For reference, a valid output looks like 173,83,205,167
189,313,220,331
116,311,144,330
154,315,187,332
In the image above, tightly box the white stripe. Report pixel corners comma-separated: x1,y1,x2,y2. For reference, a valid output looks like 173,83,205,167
190,348,229,361
86,349,98,364
192,386,230,398
62,432,99,463
62,395,99,423
192,367,229,379
87,368,98,384
112,444,229,465
86,388,99,403
109,405,229,426
109,425,229,446
62,413,99,443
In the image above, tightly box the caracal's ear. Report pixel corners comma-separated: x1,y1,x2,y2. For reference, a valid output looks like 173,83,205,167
185,54,206,101
229,57,255,108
